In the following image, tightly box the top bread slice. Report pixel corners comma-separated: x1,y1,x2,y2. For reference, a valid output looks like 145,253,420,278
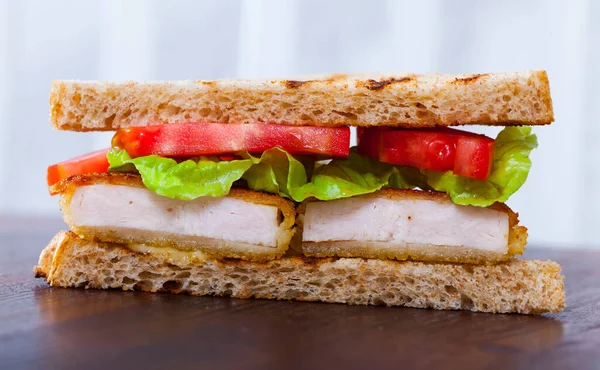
50,70,553,131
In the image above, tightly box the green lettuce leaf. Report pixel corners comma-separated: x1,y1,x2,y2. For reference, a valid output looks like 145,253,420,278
241,148,415,201
107,150,257,200
286,150,415,201
421,126,538,206
240,149,309,197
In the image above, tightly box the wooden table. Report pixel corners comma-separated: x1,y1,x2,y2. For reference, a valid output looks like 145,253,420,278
1,217,599,370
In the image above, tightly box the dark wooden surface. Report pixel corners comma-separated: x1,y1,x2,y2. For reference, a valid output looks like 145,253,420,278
1,217,599,370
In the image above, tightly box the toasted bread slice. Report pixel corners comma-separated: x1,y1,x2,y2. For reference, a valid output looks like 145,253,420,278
297,189,527,264
35,231,564,314
52,173,296,262
50,70,553,131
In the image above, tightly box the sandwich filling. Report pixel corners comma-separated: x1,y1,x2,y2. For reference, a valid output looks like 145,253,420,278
48,123,536,263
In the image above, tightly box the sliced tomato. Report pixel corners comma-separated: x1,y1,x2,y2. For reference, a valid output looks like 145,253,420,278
453,135,495,180
47,148,110,192
357,127,385,158
379,130,456,172
112,123,351,158
358,127,495,180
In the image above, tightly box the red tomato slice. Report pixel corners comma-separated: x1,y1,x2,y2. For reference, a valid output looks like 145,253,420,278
112,123,351,158
453,136,495,180
47,148,110,192
358,127,495,180
379,130,456,171
357,127,385,158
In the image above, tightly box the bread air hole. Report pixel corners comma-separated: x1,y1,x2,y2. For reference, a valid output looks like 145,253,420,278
175,271,191,279
332,110,358,119
133,280,153,291
162,280,183,291
122,277,136,285
105,114,116,127
444,285,458,295
157,103,181,116
138,271,161,279
372,297,385,305
199,107,211,117
167,264,182,271
384,291,395,300
460,294,474,310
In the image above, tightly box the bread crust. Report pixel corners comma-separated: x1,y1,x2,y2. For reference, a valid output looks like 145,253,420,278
54,172,296,261
297,189,527,263
35,231,565,314
50,70,553,131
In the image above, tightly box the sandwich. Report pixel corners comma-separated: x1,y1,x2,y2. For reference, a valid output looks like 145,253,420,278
36,70,565,314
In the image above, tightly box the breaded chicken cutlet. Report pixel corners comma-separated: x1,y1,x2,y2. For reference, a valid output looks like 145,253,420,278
53,172,296,261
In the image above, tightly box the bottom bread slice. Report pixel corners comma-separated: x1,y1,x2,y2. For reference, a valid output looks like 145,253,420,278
35,231,565,314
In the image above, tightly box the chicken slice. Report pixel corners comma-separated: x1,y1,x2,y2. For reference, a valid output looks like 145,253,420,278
299,189,526,264
52,173,295,261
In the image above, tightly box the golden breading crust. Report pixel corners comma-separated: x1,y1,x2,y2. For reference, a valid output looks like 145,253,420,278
34,231,565,314
297,189,527,264
52,172,296,262
50,70,553,131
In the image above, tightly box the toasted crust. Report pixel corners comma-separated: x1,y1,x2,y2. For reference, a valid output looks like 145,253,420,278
50,70,553,131
53,172,296,262
297,189,527,264
35,231,565,314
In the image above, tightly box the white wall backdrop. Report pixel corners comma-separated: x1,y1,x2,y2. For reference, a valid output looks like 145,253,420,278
0,0,598,248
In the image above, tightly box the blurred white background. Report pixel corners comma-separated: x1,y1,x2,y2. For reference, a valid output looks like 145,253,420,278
0,0,598,248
